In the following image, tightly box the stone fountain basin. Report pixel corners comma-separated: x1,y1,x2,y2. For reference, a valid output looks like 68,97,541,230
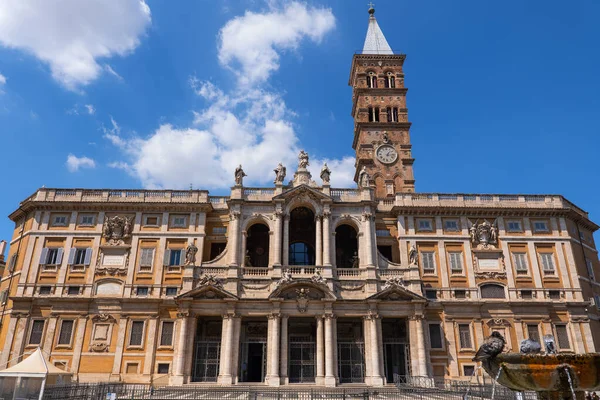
481,353,600,393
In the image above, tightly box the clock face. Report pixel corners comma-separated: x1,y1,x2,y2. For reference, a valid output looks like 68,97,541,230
376,145,398,164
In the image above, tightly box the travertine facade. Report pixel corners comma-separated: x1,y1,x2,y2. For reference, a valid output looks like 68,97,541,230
0,7,599,387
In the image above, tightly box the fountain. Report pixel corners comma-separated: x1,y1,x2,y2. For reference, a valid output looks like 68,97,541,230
476,336,600,399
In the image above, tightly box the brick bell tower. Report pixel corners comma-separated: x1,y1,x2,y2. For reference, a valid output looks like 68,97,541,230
349,5,415,197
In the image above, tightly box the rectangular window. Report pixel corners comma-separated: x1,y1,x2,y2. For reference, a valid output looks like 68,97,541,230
0,290,8,305
67,286,80,295
375,229,391,237
57,320,74,346
165,287,178,297
210,243,226,260
533,221,549,233
165,249,184,267
144,215,160,226
448,252,463,273
548,290,561,300
41,247,63,269
129,321,145,346
429,324,443,349
458,324,472,349
171,215,187,228
555,325,570,350
520,290,533,299
160,321,174,347
455,289,467,299
79,214,95,226
392,107,399,122
212,227,227,235
586,260,595,281
463,365,475,377
386,107,392,122
157,363,170,374
417,219,433,231
421,252,436,273
506,220,522,232
444,219,459,232
526,324,540,342
39,286,52,295
29,320,45,345
513,252,528,274
52,215,68,227
73,248,87,266
539,253,555,274
139,248,155,272
7,254,17,272
136,287,149,296
425,289,438,300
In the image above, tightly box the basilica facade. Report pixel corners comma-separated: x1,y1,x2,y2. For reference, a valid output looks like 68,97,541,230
0,8,599,387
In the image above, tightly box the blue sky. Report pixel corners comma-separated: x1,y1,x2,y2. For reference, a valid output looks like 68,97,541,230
0,0,599,245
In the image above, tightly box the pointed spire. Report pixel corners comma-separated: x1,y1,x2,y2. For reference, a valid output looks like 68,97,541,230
362,4,393,55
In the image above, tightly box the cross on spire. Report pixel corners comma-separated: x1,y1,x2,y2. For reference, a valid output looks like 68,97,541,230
368,2,375,8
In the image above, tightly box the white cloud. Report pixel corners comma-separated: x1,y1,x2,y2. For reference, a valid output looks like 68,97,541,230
66,154,96,172
106,2,355,190
0,0,151,90
218,1,335,86
85,104,95,115
0,73,6,85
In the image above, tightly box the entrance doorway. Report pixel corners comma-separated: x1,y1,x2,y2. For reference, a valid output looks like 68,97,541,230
382,318,409,383
288,318,316,383
337,318,365,383
239,320,268,383
191,318,222,382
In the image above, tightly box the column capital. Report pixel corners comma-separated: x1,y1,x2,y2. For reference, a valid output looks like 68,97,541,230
222,312,240,320
408,314,423,322
363,312,380,320
176,312,190,318
323,211,331,218
323,313,336,320
268,312,281,320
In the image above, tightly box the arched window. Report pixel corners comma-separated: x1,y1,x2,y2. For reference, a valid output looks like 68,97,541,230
386,107,398,122
367,72,377,88
289,242,315,265
480,284,506,299
368,107,380,122
385,72,396,88
245,223,270,267
335,224,358,268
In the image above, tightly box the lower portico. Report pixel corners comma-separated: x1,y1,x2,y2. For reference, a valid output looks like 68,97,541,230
173,280,429,386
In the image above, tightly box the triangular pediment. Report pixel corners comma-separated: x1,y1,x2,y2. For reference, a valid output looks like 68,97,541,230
176,284,238,301
273,184,331,201
367,285,426,302
269,279,336,301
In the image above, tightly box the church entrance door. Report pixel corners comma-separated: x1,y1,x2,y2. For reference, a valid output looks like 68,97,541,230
383,343,408,383
191,318,222,382
288,318,316,383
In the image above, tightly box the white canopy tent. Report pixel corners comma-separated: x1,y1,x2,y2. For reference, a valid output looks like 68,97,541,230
0,347,72,400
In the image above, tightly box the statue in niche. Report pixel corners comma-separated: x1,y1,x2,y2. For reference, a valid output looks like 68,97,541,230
298,150,309,169
382,132,389,143
358,166,370,188
320,163,331,184
234,165,247,185
185,242,198,265
273,162,286,184
103,215,133,245
351,251,359,268
408,244,418,265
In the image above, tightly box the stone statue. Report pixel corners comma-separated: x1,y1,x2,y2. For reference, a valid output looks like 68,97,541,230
102,215,133,245
469,223,477,244
311,270,325,285
351,251,359,268
275,269,293,289
358,166,370,188
382,133,389,143
298,150,309,169
234,164,247,185
244,250,252,267
185,242,198,265
408,244,418,265
273,163,286,184
320,163,331,184
383,276,405,290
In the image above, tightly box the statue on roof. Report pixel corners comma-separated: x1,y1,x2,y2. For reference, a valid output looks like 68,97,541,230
320,163,331,184
274,163,286,184
298,150,309,169
234,165,246,186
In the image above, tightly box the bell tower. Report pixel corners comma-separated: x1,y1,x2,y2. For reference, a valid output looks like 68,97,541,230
349,6,415,196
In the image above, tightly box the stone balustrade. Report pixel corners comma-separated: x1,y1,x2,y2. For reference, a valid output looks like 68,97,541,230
27,188,210,204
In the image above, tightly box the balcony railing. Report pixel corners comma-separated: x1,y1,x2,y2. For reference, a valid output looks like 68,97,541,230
29,188,210,204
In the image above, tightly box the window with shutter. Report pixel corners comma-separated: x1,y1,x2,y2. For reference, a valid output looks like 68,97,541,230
0,290,8,304
139,248,155,272
29,320,45,345
428,323,443,349
458,324,472,349
71,248,87,271
58,320,74,345
555,325,570,350
7,254,17,272
449,252,463,273
421,252,436,273
526,324,540,342
129,321,145,346
513,253,528,274
586,260,595,281
160,321,174,347
539,253,555,274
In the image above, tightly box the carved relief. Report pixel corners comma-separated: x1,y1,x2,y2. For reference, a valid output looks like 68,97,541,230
469,219,499,249
196,274,224,288
382,276,406,290
102,216,133,245
296,288,310,313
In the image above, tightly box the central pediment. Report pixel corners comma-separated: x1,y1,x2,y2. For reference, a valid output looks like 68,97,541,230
273,184,331,202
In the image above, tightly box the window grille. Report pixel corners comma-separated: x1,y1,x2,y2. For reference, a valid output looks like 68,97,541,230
428,324,443,349
555,325,570,350
58,320,74,345
160,322,174,346
458,324,472,349
129,321,145,346
29,320,45,345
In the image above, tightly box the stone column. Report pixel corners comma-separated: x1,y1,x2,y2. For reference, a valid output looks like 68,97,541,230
267,313,281,386
280,315,288,384
316,315,325,385
581,320,596,352
42,316,58,355
324,314,337,387
409,316,429,377
274,212,282,266
172,312,191,384
111,317,129,380
231,316,242,383
444,319,459,377
363,213,375,266
316,216,323,266
367,314,384,386
282,215,290,266
0,313,23,367
218,314,235,384
71,316,88,380
143,317,158,378
323,212,331,266
229,211,241,266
